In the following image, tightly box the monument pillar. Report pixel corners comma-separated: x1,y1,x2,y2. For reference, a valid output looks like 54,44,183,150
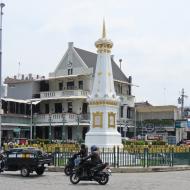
85,21,122,148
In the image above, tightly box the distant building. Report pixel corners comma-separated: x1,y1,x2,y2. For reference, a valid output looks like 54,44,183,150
134,102,181,144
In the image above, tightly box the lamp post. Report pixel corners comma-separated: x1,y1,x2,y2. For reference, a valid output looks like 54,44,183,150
134,107,137,140
33,113,37,139
76,113,80,141
178,88,188,119
0,2,5,149
48,113,52,142
62,113,66,142
30,102,33,140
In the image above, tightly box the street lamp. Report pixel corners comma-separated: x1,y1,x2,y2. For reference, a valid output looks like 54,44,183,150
76,113,80,141
62,113,66,142
178,88,188,119
48,113,52,142
134,107,137,140
33,113,37,139
0,2,5,148
30,102,33,140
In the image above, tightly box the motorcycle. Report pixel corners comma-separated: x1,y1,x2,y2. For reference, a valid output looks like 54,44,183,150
70,161,111,185
64,154,80,176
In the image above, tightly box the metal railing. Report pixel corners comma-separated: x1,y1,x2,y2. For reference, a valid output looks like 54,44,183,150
51,147,190,168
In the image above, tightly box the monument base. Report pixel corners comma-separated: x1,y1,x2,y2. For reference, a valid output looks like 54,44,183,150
85,131,123,148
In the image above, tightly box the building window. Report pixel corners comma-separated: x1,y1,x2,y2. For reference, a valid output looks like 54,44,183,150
59,82,63,90
68,102,72,113
68,127,72,140
82,127,88,140
78,81,83,89
45,104,49,114
118,84,122,94
127,107,131,119
120,106,124,118
68,68,73,75
67,81,74,90
55,103,62,113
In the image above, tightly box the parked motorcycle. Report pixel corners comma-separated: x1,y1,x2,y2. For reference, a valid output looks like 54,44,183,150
70,161,111,185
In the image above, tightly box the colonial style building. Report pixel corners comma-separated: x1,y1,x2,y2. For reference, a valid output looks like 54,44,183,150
1,42,135,143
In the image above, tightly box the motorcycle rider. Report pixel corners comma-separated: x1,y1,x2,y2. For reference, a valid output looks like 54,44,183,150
73,144,88,166
75,144,88,158
81,145,102,175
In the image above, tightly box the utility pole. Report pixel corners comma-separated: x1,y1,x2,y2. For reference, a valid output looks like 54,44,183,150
0,3,5,149
178,88,187,119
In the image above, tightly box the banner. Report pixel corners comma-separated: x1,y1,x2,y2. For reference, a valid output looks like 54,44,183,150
175,120,188,128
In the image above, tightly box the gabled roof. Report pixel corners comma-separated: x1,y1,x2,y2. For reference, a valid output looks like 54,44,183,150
74,47,129,82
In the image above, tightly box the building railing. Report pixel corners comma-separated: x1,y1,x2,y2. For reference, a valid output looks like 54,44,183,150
40,90,89,99
35,113,90,124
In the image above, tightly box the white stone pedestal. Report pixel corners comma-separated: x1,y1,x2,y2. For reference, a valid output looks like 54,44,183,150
85,131,123,148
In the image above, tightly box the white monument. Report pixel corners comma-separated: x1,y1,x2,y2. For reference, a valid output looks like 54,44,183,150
85,21,123,148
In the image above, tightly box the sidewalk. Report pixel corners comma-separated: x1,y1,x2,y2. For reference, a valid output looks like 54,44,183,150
47,165,190,173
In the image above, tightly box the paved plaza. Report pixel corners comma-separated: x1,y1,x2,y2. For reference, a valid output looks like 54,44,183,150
0,170,190,190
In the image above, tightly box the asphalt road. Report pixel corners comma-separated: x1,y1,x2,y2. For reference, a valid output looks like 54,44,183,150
0,170,190,190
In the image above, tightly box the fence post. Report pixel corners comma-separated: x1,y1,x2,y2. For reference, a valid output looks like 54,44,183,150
117,146,119,168
170,147,174,167
53,151,57,166
113,146,116,168
144,148,148,168
55,147,60,166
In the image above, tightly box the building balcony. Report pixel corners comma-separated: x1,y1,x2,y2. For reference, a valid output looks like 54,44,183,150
1,114,31,126
40,90,89,99
35,113,90,125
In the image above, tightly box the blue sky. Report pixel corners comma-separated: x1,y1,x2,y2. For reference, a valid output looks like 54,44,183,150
2,0,190,106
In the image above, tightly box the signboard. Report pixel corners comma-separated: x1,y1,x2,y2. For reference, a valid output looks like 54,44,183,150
188,119,190,128
145,124,154,132
175,120,188,128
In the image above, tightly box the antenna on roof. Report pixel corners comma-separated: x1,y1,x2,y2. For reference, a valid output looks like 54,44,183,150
17,61,21,79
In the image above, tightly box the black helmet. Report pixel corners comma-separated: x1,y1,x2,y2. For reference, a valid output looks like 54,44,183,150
91,145,97,152
80,144,86,149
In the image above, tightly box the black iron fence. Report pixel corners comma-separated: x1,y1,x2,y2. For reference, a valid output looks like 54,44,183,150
51,147,190,168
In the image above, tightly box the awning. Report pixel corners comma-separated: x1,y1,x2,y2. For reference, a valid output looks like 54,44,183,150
2,98,28,104
2,98,41,105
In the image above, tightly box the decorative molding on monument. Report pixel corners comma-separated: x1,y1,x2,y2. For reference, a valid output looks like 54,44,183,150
108,112,116,128
89,99,118,106
92,111,103,128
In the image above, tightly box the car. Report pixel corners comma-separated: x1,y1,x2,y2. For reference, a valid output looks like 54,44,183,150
0,147,53,177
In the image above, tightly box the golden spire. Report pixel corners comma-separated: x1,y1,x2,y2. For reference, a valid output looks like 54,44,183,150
95,19,113,53
102,19,106,38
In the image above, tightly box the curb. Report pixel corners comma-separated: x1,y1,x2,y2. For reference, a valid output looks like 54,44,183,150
47,165,190,173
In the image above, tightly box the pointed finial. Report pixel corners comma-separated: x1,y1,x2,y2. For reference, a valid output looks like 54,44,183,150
102,19,106,38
